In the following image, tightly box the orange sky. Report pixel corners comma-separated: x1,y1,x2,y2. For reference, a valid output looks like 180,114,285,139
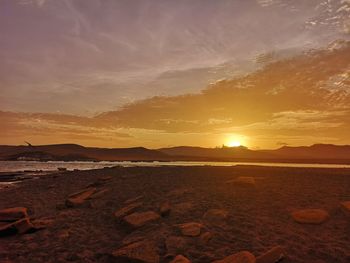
1,1,350,149
1,42,350,149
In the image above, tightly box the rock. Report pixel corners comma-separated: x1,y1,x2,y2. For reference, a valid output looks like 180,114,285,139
340,201,350,216
160,201,171,216
65,187,97,207
99,176,113,182
112,240,160,263
15,218,34,234
256,246,285,263
90,188,109,199
203,209,229,226
227,177,256,186
178,222,203,237
0,207,28,222
31,217,55,230
122,234,145,245
200,232,213,244
124,195,143,204
170,255,191,263
213,251,256,263
291,209,329,224
165,236,187,256
0,218,34,237
114,202,143,219
123,211,160,228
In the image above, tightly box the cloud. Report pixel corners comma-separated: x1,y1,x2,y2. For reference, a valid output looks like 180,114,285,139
1,41,350,148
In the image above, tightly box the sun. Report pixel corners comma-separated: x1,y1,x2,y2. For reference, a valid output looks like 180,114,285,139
223,134,247,148
227,140,241,147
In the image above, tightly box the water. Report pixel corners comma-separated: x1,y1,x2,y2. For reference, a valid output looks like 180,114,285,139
0,160,349,173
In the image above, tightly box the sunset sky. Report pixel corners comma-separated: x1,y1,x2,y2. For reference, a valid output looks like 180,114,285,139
1,0,350,149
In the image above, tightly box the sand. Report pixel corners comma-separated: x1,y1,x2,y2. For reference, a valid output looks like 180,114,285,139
0,165,349,262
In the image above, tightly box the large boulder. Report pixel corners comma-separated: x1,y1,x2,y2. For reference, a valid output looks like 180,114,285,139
0,207,28,222
123,211,160,228
114,202,143,219
112,240,160,263
256,246,285,263
178,222,203,237
291,209,329,224
213,251,256,263
170,255,191,263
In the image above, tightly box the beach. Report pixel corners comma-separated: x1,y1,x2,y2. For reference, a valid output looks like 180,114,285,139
0,165,349,263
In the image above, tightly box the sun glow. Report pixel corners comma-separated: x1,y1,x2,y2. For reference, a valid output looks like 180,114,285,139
224,134,247,148
227,140,241,147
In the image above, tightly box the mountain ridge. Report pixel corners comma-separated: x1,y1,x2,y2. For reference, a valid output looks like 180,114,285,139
1,143,349,164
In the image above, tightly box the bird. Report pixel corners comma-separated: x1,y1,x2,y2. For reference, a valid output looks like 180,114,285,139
24,141,33,147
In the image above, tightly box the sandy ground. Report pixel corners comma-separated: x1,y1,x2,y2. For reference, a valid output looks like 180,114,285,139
0,165,349,263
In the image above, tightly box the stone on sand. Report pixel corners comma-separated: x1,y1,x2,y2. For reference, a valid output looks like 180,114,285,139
178,222,203,237
112,240,160,263
114,201,143,219
291,209,329,224
0,217,34,237
0,207,28,222
90,188,109,199
160,201,171,216
213,251,256,263
123,211,160,228
31,217,55,230
256,246,285,263
340,201,350,216
65,187,97,207
124,195,143,204
98,175,113,182
170,255,191,263
203,209,229,226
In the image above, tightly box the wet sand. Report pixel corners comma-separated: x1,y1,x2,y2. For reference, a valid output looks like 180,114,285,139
0,165,349,262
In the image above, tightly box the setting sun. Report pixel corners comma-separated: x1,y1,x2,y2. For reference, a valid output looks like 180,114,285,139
224,134,247,148
227,140,241,147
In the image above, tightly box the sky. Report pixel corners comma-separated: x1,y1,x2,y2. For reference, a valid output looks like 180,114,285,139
1,0,350,149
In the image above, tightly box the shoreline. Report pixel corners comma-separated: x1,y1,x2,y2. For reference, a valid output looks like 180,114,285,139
0,165,349,262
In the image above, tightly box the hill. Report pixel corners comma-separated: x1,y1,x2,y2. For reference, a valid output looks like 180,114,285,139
0,143,350,164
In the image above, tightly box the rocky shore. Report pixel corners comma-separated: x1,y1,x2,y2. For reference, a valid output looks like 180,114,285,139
0,165,349,262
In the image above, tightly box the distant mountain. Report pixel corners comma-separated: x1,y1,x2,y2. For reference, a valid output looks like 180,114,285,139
0,144,168,161
263,144,350,160
159,144,350,164
0,143,349,164
158,146,274,160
